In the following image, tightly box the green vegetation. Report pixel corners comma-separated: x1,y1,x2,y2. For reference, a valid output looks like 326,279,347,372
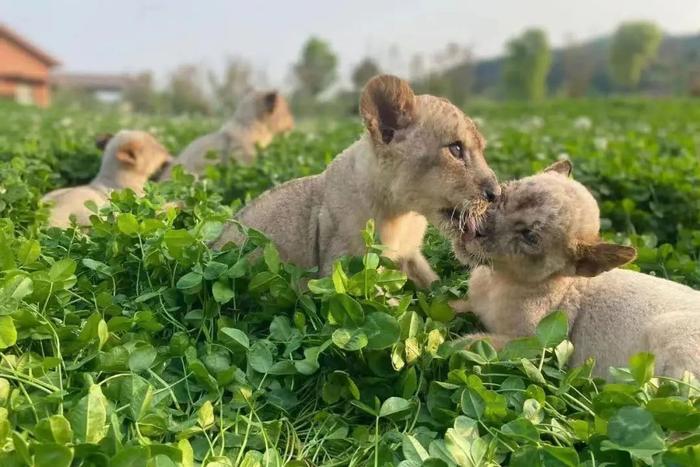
0,99,699,466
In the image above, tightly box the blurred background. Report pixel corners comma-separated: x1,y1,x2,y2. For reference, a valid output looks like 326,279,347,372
1,0,699,118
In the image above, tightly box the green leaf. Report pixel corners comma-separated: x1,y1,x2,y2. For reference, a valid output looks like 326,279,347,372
248,341,273,373
218,328,250,351
248,271,276,292
628,352,655,386
82,258,112,276
646,398,700,431
16,240,40,265
332,327,368,351
602,406,665,464
48,258,76,282
541,446,579,467
176,271,202,291
328,293,364,326
263,242,280,273
212,280,234,304
535,310,568,348
128,345,157,372
33,443,73,467
331,261,348,293
35,415,73,444
110,446,149,467
501,418,540,443
0,316,17,349
521,358,546,384
203,261,228,280
461,388,485,420
198,400,215,429
5,275,33,300
117,213,139,235
428,299,455,323
379,396,412,419
164,229,195,258
402,434,430,463
67,384,108,444
363,312,400,350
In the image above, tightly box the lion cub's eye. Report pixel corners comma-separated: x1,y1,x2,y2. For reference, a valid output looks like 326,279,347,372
519,228,538,245
447,142,464,159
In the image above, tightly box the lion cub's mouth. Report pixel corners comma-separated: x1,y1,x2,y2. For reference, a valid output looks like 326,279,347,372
440,208,480,243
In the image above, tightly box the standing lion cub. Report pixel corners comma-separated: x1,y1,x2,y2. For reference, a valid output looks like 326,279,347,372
42,130,172,228
452,161,700,378
214,74,500,287
160,90,293,179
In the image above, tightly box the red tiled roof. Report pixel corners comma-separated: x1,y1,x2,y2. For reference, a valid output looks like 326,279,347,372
0,23,60,67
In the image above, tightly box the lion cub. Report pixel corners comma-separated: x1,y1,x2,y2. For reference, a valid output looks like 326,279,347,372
214,74,500,288
160,90,293,179
42,130,172,228
453,160,700,378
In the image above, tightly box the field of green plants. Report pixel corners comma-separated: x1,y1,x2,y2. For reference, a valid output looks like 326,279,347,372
0,99,699,466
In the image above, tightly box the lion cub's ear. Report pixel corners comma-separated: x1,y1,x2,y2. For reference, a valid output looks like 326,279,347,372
95,133,114,151
261,91,279,114
543,160,573,177
575,242,637,277
360,74,416,145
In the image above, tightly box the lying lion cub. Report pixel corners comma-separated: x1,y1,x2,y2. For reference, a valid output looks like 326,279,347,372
452,160,700,377
42,130,172,228
160,90,293,179
214,74,500,288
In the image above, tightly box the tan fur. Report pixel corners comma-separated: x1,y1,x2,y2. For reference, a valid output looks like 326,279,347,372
455,162,700,378
42,130,172,228
213,75,500,287
160,91,293,179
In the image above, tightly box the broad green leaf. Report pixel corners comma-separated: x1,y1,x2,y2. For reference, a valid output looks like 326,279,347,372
0,316,17,349
501,418,540,443
212,280,234,304
128,345,157,372
33,443,73,467
535,310,568,348
110,446,149,467
403,434,430,463
198,400,215,429
646,398,700,431
176,271,202,291
602,406,665,464
35,415,73,444
379,397,412,419
248,341,273,373
263,242,280,273
16,239,40,265
67,384,108,444
117,213,139,235
629,352,655,386
48,258,76,282
332,327,368,351
363,312,400,350
218,327,250,351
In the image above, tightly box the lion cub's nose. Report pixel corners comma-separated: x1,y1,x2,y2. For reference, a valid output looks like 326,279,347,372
482,182,501,203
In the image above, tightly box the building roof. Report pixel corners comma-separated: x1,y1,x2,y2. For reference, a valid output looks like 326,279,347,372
51,73,133,92
0,23,60,67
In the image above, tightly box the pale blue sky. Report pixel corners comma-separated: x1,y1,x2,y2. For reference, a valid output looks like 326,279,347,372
1,0,699,88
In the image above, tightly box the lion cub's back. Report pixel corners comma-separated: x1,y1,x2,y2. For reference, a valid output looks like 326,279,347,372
216,175,324,269
42,185,107,228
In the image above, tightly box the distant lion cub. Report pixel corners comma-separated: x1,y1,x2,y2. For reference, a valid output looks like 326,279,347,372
160,90,293,179
453,161,700,378
42,130,172,228
214,74,501,288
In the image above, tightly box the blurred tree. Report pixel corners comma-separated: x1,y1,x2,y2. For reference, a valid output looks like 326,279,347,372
409,44,473,106
165,65,211,115
123,72,158,113
293,37,338,97
562,37,595,97
503,29,552,100
209,57,253,115
609,21,661,90
352,58,381,90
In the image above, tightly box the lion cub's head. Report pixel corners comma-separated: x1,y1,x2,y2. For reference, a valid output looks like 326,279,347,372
454,160,636,282
360,74,500,242
234,90,295,135
97,130,173,180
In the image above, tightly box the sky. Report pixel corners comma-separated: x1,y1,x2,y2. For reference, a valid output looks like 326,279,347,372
1,0,699,89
